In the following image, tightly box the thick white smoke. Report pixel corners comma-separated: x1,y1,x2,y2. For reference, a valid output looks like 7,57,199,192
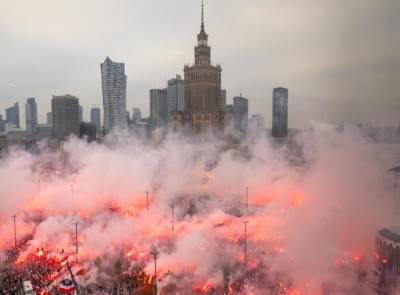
0,124,398,294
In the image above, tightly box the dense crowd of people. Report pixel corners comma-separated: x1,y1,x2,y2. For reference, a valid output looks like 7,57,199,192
0,242,290,295
0,242,152,295
0,246,62,294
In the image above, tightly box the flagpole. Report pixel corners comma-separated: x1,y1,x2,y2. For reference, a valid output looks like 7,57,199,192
66,260,81,295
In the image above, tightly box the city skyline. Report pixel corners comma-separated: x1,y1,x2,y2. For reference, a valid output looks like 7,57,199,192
0,2,399,293
1,0,399,128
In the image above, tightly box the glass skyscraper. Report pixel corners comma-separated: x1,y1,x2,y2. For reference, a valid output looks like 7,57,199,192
101,57,127,133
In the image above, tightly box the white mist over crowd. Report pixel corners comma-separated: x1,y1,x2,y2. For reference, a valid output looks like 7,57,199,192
0,124,398,294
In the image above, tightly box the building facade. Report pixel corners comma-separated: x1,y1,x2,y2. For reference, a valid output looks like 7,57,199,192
272,87,288,138
6,129,27,147
6,103,19,129
225,104,233,114
376,227,400,291
79,105,83,123
249,114,265,130
80,122,97,142
46,112,53,125
129,120,150,142
220,89,227,112
90,107,101,133
36,124,52,141
233,95,249,134
0,115,5,133
150,89,168,130
51,94,80,141
25,97,38,137
101,57,128,133
167,74,184,125
132,108,142,123
0,135,7,153
172,2,226,139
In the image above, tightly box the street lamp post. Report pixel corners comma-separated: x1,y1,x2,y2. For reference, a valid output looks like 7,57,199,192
242,218,249,265
246,186,249,210
75,222,79,255
150,245,159,295
12,215,17,250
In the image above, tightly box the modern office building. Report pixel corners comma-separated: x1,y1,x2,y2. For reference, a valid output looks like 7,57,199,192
272,87,288,138
132,108,142,123
220,89,226,111
167,74,184,125
225,104,233,114
0,115,5,133
90,107,101,133
46,112,53,125
36,124,52,141
6,102,19,128
101,56,127,133
233,95,249,134
25,97,38,137
129,119,150,142
5,129,26,147
249,114,265,131
80,122,97,142
150,89,168,130
79,105,83,123
51,94,80,141
0,135,7,152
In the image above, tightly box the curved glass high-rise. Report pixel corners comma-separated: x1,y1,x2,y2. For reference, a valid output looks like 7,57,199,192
101,57,127,134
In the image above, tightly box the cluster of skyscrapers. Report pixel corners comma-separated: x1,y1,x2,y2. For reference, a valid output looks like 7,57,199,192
0,2,289,151
0,95,100,151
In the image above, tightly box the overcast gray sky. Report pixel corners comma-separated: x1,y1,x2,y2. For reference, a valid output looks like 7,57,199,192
0,0,399,128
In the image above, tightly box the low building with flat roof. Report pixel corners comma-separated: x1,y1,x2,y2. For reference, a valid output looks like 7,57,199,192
376,227,400,291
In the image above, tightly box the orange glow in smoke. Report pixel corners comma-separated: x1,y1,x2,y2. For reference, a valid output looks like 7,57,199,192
352,252,364,263
26,198,43,211
15,257,25,265
290,191,305,208
251,192,276,206
286,289,302,295
0,171,377,295
198,282,213,293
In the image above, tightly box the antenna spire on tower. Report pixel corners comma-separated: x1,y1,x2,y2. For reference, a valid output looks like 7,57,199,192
201,0,205,31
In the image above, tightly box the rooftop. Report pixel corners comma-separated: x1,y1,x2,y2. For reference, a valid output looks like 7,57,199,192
378,227,400,243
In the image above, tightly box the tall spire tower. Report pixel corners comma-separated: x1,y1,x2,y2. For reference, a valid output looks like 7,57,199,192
201,0,205,31
171,0,223,139
195,0,210,65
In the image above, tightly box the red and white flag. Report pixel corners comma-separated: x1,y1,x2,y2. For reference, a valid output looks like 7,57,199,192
58,279,76,294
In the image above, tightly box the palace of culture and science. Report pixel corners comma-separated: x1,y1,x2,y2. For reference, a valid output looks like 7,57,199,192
172,2,232,139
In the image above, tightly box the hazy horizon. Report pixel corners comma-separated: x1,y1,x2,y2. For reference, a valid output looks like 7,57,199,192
1,0,399,128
